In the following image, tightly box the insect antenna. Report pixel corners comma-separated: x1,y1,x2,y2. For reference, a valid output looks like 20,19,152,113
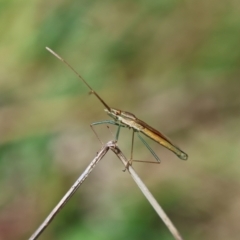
46,47,111,111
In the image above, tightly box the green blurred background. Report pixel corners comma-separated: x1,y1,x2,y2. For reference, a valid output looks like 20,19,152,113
1,1,240,239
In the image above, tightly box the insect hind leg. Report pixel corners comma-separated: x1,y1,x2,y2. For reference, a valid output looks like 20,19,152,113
136,132,161,163
123,131,160,172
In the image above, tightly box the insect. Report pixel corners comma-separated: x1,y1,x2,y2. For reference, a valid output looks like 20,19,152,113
46,47,188,167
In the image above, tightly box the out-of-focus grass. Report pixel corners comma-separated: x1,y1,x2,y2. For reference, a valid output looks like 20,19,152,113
1,0,240,240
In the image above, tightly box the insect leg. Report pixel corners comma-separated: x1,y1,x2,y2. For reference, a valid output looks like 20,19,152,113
115,124,122,142
90,120,125,144
136,132,161,163
123,130,135,171
90,120,117,145
91,120,118,126
131,130,135,160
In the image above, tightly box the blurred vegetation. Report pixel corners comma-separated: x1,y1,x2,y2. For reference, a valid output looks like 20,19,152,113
1,0,240,239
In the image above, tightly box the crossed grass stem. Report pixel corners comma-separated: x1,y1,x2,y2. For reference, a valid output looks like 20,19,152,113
29,141,184,240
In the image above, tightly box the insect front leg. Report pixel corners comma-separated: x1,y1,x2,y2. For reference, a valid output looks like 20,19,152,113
90,120,125,145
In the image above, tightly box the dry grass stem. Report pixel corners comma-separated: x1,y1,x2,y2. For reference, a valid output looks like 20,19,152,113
29,141,183,240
